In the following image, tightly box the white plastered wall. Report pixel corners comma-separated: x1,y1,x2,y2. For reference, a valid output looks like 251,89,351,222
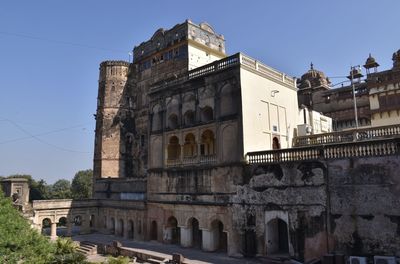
240,67,299,154
188,45,224,70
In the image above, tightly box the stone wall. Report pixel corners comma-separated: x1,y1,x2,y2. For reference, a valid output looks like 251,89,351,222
241,153,400,260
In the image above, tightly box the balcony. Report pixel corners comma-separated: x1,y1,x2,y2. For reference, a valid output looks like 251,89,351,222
293,124,400,147
166,155,217,168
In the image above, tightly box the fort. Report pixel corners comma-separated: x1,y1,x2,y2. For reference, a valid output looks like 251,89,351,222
3,20,400,262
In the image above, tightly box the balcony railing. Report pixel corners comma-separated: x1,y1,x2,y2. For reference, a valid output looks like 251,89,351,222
247,138,399,165
166,155,217,167
150,52,295,93
293,124,400,147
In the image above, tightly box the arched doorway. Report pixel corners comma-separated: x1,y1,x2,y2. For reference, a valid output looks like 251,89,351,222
168,114,179,129
188,218,202,249
272,137,280,150
167,136,181,161
57,217,68,237
200,130,215,156
42,218,51,236
210,220,227,252
266,218,289,255
128,220,134,239
200,106,213,122
183,133,197,158
118,219,124,237
150,220,158,241
183,110,195,126
166,216,180,244
110,217,115,235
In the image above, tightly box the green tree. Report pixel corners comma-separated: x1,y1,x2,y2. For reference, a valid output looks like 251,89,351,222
0,188,55,263
71,169,93,199
50,179,72,199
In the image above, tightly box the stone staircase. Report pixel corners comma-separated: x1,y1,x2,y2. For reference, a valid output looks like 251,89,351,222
145,257,169,264
77,241,98,256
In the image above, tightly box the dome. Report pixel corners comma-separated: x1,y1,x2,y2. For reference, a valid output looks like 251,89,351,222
298,63,330,89
363,53,379,69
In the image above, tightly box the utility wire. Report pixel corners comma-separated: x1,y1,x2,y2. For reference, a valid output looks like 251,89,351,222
0,30,127,54
0,124,88,145
1,118,91,154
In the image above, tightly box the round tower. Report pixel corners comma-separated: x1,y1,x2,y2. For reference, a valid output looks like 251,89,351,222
94,60,130,180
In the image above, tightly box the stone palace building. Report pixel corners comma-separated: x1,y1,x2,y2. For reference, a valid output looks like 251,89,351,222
5,20,399,261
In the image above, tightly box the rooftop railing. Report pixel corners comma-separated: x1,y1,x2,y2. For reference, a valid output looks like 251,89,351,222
247,138,399,165
150,53,295,92
293,124,400,147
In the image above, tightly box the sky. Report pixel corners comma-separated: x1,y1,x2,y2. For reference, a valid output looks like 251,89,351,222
0,0,399,183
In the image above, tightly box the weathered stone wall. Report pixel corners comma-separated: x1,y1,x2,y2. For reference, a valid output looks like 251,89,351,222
234,162,329,259
238,154,400,260
328,156,400,256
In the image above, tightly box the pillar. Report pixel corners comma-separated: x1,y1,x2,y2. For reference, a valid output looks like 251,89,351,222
180,226,192,247
163,227,173,243
123,219,129,239
50,223,57,240
202,229,218,252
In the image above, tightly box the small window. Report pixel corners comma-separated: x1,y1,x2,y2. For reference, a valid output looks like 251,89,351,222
272,125,278,132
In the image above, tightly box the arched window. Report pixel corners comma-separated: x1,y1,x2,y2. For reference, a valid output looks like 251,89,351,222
183,133,197,157
200,130,215,156
183,110,195,126
151,104,162,132
220,83,236,116
167,136,181,160
200,106,213,122
167,114,179,130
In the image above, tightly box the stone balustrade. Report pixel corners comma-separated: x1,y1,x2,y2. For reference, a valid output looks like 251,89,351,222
294,124,400,147
247,138,400,164
166,154,217,167
150,52,295,92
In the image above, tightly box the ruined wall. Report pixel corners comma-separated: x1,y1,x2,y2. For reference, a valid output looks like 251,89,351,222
328,156,400,256
238,154,400,260
234,162,329,260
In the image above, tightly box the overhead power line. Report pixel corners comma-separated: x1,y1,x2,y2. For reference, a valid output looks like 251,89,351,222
1,118,91,154
0,124,87,145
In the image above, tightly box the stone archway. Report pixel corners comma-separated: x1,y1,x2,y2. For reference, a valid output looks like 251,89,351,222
41,218,52,236
165,216,180,244
203,219,227,252
189,218,202,249
150,220,158,241
128,220,134,239
266,218,289,255
57,216,68,237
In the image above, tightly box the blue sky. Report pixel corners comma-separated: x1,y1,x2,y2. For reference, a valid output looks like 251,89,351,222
0,0,399,183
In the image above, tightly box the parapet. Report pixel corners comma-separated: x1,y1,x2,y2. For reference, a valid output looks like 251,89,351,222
133,19,225,63
99,60,130,81
100,60,130,68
